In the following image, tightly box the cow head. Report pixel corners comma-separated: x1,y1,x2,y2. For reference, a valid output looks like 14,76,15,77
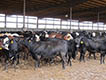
3,37,10,50
38,31,49,41
35,34,40,42
64,33,73,40
44,31,49,38
75,36,84,48
92,32,96,37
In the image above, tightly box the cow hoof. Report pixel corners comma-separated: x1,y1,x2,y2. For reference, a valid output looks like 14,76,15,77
62,66,65,69
3,68,8,73
100,63,102,64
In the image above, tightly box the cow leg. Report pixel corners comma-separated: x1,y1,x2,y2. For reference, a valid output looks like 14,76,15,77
67,55,70,64
79,52,83,62
103,54,105,64
23,52,29,61
88,53,91,59
67,53,72,66
79,53,82,62
60,52,67,69
83,48,87,62
35,60,40,68
23,52,26,60
11,54,17,71
82,53,85,62
93,53,96,60
30,53,40,68
4,60,8,72
100,54,103,64
34,55,40,68
0,57,2,63
4,55,9,72
26,52,29,60
16,54,20,65
48,58,53,65
44,58,48,64
79,49,85,62
11,59,14,65
69,57,72,66
13,57,17,70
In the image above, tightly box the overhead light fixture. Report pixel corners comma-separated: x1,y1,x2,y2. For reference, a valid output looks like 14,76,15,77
65,14,68,17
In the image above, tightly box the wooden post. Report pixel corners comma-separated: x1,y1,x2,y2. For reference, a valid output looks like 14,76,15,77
45,19,47,29
103,24,104,31
5,14,7,28
23,0,26,30
53,18,54,29
70,7,72,31
16,15,18,28
92,22,93,31
78,20,80,30
60,19,62,30
97,12,99,31
27,16,29,28
36,17,39,29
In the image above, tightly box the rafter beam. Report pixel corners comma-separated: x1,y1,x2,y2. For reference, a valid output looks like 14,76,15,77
67,0,89,6
77,14,106,21
27,0,88,16
74,6,106,14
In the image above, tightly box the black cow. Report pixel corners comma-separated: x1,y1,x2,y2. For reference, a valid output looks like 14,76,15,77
67,39,77,66
8,37,20,69
76,36,106,64
22,37,68,69
0,48,9,71
0,36,10,71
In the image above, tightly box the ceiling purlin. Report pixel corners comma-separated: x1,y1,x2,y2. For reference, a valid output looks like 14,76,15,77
66,0,89,7
26,0,89,16
39,8,69,18
76,12,106,20
73,6,106,14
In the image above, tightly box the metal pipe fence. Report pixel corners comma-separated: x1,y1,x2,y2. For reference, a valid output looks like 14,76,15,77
0,14,105,31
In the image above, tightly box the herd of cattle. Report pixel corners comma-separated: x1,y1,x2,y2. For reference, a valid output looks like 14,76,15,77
0,30,106,71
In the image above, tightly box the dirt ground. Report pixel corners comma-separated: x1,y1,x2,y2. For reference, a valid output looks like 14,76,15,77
0,54,106,80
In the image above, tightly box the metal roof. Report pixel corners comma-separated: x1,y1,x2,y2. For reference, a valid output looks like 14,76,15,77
0,0,106,22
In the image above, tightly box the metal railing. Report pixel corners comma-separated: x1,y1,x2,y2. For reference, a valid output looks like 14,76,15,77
0,14,105,31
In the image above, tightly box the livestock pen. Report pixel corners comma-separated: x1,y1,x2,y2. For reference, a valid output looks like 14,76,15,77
0,0,106,80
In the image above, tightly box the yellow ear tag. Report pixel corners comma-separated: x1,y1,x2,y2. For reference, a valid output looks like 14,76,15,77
29,40,31,42
0,47,2,50
11,41,13,44
80,41,84,44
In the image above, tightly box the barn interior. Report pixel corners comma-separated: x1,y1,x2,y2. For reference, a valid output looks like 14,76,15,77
0,1,106,80
0,0,106,31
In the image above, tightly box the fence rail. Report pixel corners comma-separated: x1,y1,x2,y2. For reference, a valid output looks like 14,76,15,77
0,14,106,31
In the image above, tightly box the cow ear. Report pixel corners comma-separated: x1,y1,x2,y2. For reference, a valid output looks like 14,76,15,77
15,39,19,42
26,37,30,40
